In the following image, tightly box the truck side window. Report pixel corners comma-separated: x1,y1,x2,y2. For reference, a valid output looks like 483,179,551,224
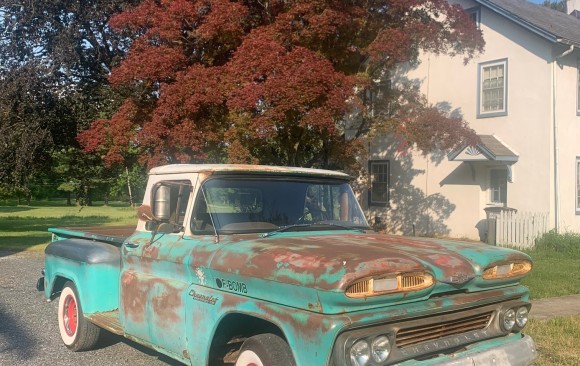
192,193,213,233
152,180,192,229
173,183,192,226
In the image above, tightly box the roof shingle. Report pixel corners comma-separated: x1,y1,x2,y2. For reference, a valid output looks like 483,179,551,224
476,0,580,47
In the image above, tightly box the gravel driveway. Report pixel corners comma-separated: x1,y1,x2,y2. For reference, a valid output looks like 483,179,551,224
0,250,183,365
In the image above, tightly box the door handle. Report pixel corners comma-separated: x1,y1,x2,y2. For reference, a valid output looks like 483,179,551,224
124,241,140,248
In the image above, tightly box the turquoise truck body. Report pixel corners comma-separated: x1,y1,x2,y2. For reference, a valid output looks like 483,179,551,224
39,164,538,366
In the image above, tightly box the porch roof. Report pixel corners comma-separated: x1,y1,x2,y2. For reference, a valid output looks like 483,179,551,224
448,135,518,163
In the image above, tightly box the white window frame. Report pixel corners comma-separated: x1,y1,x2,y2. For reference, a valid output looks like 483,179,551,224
478,59,508,118
466,6,481,29
368,160,390,207
489,168,507,205
576,157,580,214
577,59,580,115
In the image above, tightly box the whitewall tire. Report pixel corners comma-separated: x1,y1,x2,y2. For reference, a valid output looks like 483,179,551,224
57,281,101,351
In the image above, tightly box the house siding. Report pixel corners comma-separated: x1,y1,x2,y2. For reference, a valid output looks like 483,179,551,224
364,0,580,239
553,50,580,227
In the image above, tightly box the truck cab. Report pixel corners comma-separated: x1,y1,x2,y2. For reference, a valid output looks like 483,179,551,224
39,164,537,366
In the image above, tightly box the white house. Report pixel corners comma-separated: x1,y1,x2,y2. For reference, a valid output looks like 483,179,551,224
363,0,580,243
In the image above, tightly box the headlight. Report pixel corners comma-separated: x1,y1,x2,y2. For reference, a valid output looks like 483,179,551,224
516,307,529,328
346,272,434,298
350,340,370,366
483,260,532,280
502,308,516,331
371,336,391,363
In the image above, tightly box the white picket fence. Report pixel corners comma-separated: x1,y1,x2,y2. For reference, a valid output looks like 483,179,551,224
494,211,549,249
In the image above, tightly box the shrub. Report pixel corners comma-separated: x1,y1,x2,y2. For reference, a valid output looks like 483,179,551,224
533,230,580,254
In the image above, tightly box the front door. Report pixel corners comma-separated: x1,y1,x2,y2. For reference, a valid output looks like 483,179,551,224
120,181,193,361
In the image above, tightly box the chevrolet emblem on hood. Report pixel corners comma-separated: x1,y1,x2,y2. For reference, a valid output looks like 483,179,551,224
441,273,475,285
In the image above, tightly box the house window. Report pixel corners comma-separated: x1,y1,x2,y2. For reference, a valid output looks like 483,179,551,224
368,160,389,207
478,59,508,118
466,6,481,28
490,169,507,205
576,157,580,214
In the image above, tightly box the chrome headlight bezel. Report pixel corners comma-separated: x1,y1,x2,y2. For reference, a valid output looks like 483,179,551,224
371,336,391,363
347,334,393,366
499,304,531,333
516,306,529,328
349,339,371,366
502,308,516,331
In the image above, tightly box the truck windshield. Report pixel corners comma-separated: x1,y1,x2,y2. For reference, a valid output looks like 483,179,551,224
191,176,370,234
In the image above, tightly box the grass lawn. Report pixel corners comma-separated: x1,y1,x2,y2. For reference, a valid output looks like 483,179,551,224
521,231,580,300
526,315,580,365
522,249,580,299
0,201,137,251
516,232,580,364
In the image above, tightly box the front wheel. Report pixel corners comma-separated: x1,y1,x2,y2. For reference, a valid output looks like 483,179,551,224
57,281,101,351
235,333,296,366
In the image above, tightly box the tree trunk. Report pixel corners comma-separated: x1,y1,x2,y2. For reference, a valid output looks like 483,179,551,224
126,166,134,207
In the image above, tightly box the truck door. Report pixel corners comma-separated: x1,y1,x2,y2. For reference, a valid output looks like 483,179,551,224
120,180,193,362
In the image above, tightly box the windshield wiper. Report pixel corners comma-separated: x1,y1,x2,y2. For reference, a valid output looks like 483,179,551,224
261,224,312,238
261,222,365,238
316,222,366,233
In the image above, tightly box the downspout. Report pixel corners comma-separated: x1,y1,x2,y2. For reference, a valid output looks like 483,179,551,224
552,45,574,233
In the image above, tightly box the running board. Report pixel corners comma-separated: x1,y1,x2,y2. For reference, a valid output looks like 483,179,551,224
86,310,123,335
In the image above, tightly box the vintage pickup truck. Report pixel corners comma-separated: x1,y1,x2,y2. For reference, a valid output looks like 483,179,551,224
38,164,537,366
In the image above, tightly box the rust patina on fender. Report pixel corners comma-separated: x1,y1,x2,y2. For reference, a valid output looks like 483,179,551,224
38,164,537,366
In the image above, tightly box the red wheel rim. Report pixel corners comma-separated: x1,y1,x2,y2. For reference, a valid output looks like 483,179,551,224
63,294,78,336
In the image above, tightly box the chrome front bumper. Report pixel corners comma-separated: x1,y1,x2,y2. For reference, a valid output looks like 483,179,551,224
430,334,537,366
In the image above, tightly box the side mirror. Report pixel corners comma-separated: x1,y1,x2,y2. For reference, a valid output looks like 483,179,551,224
152,185,171,220
145,220,175,234
145,220,158,231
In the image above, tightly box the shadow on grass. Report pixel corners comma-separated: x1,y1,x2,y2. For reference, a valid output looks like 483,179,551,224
0,206,38,214
0,215,120,232
0,216,124,257
0,234,51,249
0,199,132,208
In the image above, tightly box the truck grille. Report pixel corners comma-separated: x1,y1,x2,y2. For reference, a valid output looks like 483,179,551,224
396,312,493,348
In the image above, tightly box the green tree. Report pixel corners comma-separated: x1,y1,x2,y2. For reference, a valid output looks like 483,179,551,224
542,1,567,12
0,63,66,203
0,0,139,200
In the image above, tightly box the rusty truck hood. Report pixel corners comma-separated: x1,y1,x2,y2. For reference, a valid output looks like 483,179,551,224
208,232,531,312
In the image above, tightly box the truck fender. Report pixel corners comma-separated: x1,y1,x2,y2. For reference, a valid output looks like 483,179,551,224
45,238,121,265
44,239,121,314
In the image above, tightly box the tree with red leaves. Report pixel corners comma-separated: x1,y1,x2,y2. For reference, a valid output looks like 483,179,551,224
78,0,484,170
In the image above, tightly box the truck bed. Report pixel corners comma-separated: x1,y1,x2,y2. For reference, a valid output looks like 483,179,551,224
48,226,135,246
